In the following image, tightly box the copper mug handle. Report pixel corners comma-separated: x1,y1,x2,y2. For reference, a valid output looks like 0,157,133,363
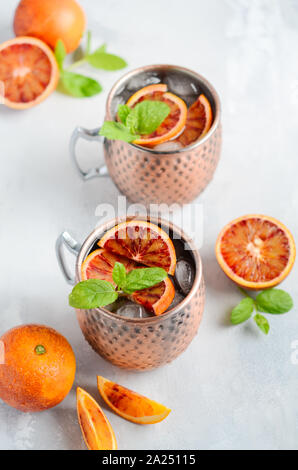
70,126,108,180
55,231,81,285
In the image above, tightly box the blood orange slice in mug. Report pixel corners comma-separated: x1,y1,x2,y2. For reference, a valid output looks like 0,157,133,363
126,84,187,147
81,248,138,282
97,376,171,424
215,214,296,289
0,36,59,109
176,94,213,147
98,220,176,275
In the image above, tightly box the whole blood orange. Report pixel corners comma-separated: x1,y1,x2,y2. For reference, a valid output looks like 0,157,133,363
0,324,76,412
0,36,59,109
14,0,86,53
215,214,296,289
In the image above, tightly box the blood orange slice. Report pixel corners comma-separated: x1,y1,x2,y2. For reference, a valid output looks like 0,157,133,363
98,220,176,275
131,277,175,316
81,247,175,315
81,248,138,282
97,376,171,424
176,94,213,147
215,215,296,289
126,84,187,147
77,387,117,451
0,36,59,110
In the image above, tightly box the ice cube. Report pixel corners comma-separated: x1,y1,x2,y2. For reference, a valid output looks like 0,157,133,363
126,72,161,92
153,141,183,152
116,301,152,318
174,259,195,295
168,291,185,310
164,73,199,106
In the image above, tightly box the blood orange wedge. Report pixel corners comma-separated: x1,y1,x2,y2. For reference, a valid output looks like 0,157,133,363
98,220,176,275
215,215,296,289
97,376,171,424
0,36,59,110
81,248,175,315
126,84,187,147
176,94,213,147
77,387,117,451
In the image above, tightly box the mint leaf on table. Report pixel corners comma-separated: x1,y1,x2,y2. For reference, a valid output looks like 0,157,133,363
112,262,127,289
99,121,139,142
124,267,167,293
256,289,293,314
61,71,102,97
254,314,270,335
86,50,127,70
54,35,126,98
229,286,293,335
230,297,254,324
69,279,118,309
54,39,66,70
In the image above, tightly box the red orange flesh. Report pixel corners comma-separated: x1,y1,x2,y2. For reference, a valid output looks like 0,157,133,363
215,214,296,289
0,36,59,109
176,94,213,147
98,220,176,275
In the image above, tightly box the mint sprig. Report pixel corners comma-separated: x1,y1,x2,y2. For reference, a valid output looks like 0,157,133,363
54,32,127,98
230,287,293,335
69,263,167,309
99,100,170,143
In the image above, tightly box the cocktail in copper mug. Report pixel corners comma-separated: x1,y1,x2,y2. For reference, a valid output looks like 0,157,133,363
70,64,221,206
56,216,205,371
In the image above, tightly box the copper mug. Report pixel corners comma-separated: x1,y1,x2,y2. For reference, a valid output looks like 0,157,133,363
70,64,221,206
56,216,205,371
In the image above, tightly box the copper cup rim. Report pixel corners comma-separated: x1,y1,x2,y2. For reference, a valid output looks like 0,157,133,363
105,63,221,155
75,215,203,324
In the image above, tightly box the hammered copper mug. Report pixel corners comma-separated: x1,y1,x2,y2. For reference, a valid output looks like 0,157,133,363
56,216,205,371
70,64,221,206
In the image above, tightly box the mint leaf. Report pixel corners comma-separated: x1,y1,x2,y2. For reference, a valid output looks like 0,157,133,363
86,51,127,70
254,314,270,335
118,105,131,125
97,44,107,53
230,297,254,324
61,71,102,97
113,262,127,289
126,112,139,134
55,39,66,70
99,121,139,142
125,267,167,293
132,101,170,134
256,289,293,314
69,279,118,309
86,31,92,55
